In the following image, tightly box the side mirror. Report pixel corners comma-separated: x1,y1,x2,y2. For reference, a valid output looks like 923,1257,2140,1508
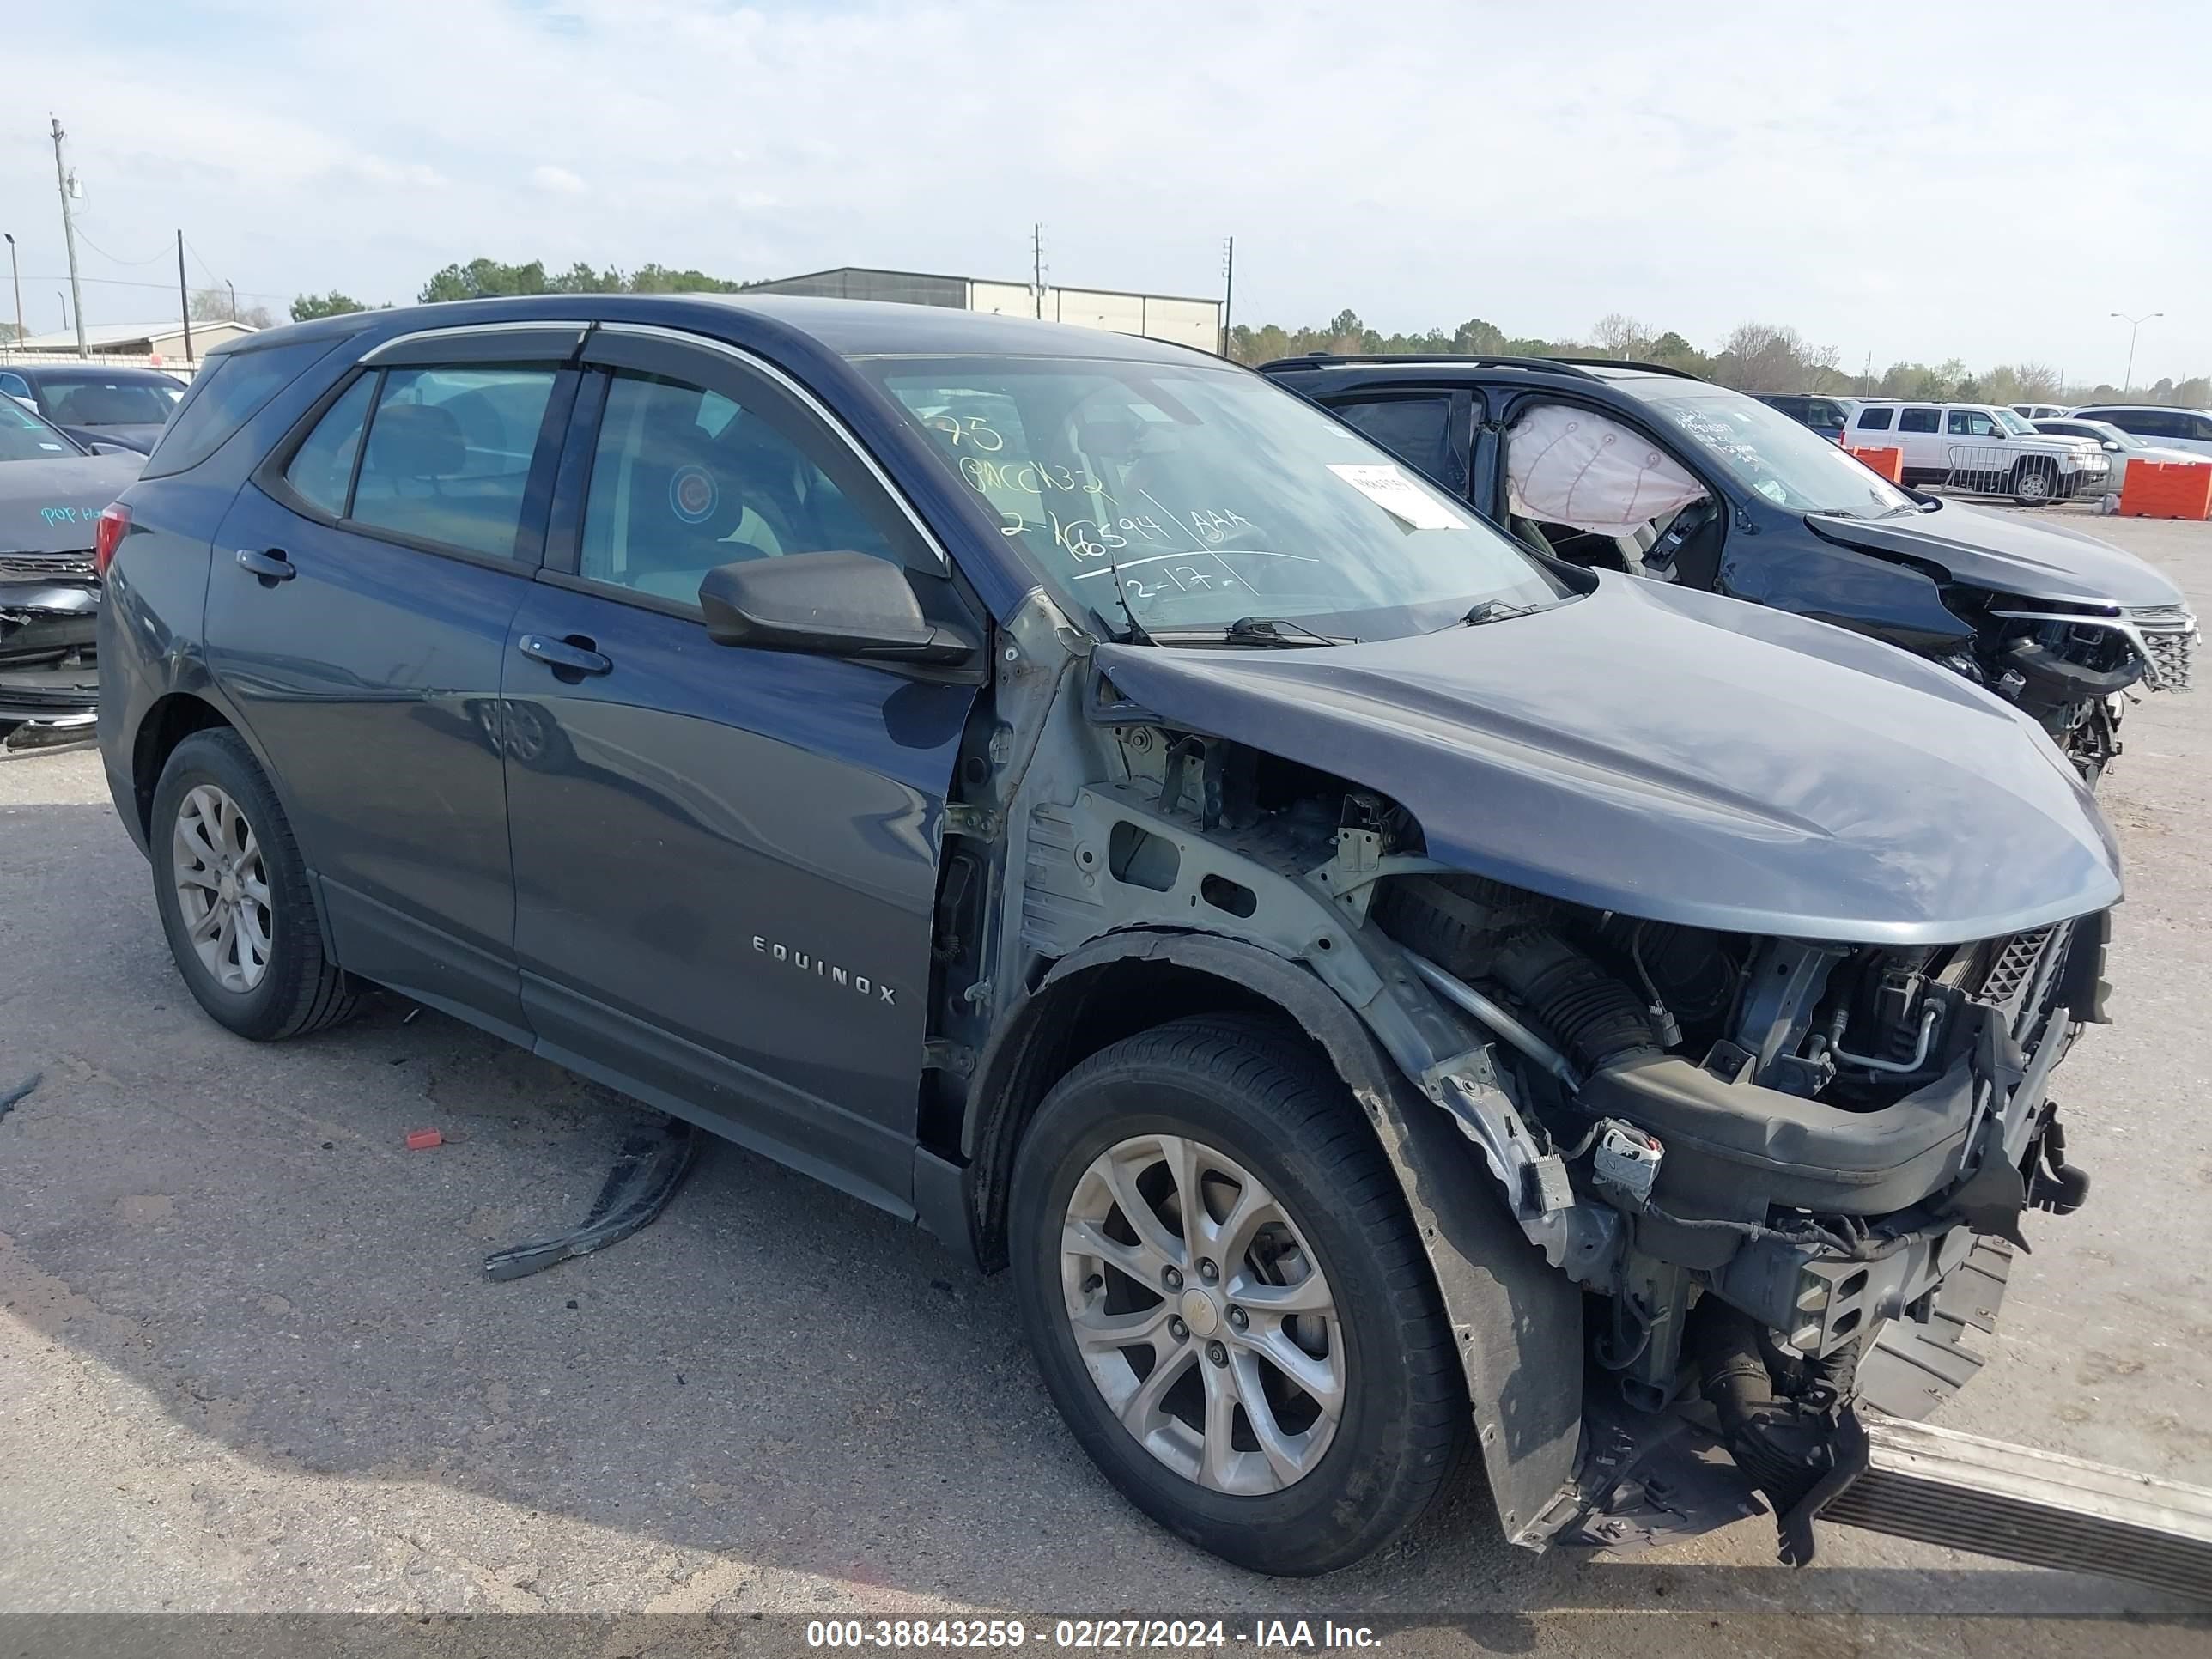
698,550,976,665
2105,441,2123,451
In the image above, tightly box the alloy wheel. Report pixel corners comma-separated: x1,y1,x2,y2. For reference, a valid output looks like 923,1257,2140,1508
1060,1133,1345,1494
172,783,273,993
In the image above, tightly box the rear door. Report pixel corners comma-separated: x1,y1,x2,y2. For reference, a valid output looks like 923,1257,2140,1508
499,325,981,1212
207,324,582,1038
1893,405,1943,476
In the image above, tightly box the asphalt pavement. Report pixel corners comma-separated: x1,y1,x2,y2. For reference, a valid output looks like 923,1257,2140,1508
3,514,2208,1657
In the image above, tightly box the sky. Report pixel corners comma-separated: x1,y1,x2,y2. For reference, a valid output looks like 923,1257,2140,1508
0,0,2204,384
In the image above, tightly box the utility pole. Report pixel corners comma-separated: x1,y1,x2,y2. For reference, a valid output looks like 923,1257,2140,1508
228,280,238,324
1031,223,1045,319
2112,311,2161,393
1220,235,1236,358
3,233,21,352
176,230,193,363
51,117,87,357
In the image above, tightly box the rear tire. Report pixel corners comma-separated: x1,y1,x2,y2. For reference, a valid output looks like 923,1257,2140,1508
150,728,363,1041
1010,1015,1467,1575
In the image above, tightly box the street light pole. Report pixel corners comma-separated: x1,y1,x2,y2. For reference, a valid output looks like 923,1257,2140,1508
2111,310,2162,393
3,233,21,352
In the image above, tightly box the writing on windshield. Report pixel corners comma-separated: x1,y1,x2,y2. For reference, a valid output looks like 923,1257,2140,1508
860,357,1565,636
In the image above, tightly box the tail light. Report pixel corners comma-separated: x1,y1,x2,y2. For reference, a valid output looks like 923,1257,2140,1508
94,502,131,579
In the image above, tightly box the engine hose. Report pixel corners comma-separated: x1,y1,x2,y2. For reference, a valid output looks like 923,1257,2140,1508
1488,927,1662,1075
1381,878,1660,1076
1694,1304,1842,1515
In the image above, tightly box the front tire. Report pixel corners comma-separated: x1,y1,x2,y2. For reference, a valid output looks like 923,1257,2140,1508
1010,1016,1467,1575
2009,459,2057,505
150,728,363,1041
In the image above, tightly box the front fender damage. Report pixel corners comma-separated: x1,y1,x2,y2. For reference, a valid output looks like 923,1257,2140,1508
1016,911,1585,1548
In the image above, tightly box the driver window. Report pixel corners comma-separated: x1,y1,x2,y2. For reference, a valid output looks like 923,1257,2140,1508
577,370,907,608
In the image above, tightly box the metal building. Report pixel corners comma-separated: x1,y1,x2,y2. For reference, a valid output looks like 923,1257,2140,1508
746,266,1221,353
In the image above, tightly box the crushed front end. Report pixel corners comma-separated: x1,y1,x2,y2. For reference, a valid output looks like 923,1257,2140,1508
1370,872,2109,1554
0,551,100,735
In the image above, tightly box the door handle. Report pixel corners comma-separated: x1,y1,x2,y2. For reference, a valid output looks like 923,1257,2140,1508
516,633,611,677
235,547,295,583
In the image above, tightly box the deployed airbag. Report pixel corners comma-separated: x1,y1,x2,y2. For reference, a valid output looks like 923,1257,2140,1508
1508,404,1706,537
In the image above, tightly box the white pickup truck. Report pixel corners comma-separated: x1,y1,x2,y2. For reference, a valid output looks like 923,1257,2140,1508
1844,401,2111,504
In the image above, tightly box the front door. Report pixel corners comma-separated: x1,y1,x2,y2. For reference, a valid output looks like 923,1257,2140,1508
207,341,576,1039
501,327,980,1212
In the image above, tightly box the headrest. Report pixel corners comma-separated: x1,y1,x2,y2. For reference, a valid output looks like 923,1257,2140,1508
363,402,466,480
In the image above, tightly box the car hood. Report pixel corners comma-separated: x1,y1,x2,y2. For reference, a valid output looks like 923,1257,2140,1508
1803,499,2181,608
0,453,143,555
1093,575,2120,945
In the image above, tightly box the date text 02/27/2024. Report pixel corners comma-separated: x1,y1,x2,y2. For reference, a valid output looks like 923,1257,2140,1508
804,1620,1385,1650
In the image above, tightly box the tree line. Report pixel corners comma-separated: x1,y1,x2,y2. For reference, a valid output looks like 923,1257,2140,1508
265,265,2206,409
288,256,750,323
1226,309,2209,410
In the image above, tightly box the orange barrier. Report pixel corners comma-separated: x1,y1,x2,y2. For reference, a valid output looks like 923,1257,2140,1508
2118,460,2212,520
1844,446,1905,483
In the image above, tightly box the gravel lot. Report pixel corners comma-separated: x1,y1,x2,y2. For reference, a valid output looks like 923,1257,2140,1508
3,513,2208,1657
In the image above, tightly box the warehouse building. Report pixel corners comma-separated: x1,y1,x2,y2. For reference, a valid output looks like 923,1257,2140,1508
745,266,1222,353
3,319,256,363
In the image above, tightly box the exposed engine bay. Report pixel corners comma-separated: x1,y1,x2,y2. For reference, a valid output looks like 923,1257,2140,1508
1001,692,2110,1549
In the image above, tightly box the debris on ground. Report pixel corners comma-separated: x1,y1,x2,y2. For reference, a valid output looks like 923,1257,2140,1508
404,1127,443,1151
0,1072,41,1122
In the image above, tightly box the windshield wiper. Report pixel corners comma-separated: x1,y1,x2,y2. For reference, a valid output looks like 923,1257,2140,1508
1149,616,1352,648
1462,599,1545,627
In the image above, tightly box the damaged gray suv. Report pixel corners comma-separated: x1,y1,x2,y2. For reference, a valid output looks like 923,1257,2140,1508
99,298,2119,1575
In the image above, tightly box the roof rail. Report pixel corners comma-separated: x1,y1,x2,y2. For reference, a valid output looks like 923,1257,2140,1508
1258,353,1603,380
1542,356,1706,381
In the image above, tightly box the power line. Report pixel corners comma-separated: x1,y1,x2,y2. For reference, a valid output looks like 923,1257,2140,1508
68,222,171,267
20,271,289,301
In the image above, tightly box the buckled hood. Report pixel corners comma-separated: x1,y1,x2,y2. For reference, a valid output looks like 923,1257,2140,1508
1095,574,2121,945
0,453,143,557
1805,499,2180,610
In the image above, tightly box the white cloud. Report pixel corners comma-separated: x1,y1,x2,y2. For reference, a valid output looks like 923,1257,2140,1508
3,0,2206,381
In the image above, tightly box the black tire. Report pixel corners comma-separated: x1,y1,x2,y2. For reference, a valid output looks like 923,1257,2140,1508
1010,1015,1467,1575
2009,459,2057,506
150,727,363,1041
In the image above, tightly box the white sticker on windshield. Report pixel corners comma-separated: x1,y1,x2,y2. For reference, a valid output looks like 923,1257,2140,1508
1327,463,1468,530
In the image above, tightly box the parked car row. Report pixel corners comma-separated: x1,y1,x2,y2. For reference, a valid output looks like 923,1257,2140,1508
1,362,188,453
80,297,2184,1577
1759,389,2212,488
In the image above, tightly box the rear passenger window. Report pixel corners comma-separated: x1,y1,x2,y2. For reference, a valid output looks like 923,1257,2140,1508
1898,408,1940,433
1856,407,1893,430
283,374,375,517
1328,397,1459,489
141,340,331,478
349,367,557,560
577,370,908,608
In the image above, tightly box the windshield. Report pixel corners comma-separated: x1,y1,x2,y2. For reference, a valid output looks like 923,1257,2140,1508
0,397,82,464
853,355,1569,639
1992,409,2039,436
33,373,183,428
1613,383,1917,516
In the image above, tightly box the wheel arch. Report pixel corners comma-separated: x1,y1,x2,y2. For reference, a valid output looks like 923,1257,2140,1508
131,690,235,843
962,926,1586,1548
134,692,343,967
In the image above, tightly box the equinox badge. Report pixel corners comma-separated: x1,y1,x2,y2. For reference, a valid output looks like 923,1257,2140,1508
752,935,896,1005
